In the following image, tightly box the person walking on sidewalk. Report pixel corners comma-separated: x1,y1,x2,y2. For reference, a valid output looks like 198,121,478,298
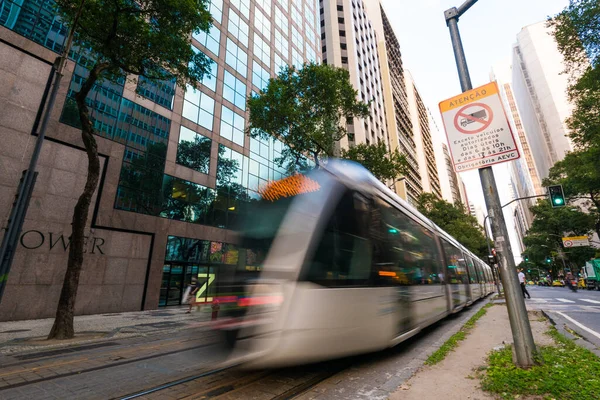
186,277,201,313
518,269,531,299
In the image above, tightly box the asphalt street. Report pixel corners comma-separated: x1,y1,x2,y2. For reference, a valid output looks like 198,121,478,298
524,285,600,348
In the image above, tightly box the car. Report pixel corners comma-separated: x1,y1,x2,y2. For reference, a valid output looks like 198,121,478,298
552,280,564,287
527,281,534,285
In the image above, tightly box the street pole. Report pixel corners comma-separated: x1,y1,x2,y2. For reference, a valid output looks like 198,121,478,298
483,215,502,295
444,1,537,367
0,0,86,302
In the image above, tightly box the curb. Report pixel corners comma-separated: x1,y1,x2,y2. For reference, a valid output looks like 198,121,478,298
541,310,600,357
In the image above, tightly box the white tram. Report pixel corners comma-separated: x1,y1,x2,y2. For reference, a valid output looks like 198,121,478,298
215,160,495,368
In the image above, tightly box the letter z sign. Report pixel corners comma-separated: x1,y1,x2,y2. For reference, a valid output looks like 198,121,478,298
439,81,520,173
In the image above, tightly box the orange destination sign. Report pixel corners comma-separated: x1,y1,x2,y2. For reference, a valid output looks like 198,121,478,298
259,174,321,202
439,81,520,173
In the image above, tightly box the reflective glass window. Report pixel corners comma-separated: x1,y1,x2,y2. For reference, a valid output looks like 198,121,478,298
277,0,289,12
292,26,304,53
256,0,271,16
228,8,249,47
275,7,288,36
230,0,250,19
193,25,221,56
183,86,215,130
220,105,245,146
275,29,289,60
225,38,248,77
223,70,247,110
254,33,270,67
292,47,302,68
442,241,469,285
176,126,211,174
291,5,302,27
252,61,270,91
254,7,271,40
208,0,224,23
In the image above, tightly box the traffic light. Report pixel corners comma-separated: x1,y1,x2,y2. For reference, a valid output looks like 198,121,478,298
487,254,497,265
546,257,552,263
548,185,565,208
524,256,529,262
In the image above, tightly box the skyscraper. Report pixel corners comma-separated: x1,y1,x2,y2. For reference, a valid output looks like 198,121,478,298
0,0,322,321
512,21,575,180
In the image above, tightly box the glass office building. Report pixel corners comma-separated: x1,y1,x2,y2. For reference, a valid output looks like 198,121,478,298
0,0,321,319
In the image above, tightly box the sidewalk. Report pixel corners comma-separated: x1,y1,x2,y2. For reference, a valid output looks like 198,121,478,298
389,304,555,400
0,305,213,354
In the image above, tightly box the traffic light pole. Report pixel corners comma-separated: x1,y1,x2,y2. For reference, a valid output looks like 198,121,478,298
445,1,537,367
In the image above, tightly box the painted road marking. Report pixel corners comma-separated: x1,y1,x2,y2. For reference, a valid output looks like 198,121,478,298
528,298,547,303
556,311,600,340
556,298,576,303
580,299,600,304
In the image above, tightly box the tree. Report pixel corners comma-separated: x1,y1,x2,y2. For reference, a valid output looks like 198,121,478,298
49,0,213,339
340,141,409,183
415,193,490,258
247,63,370,171
544,147,600,238
548,0,600,149
522,199,596,277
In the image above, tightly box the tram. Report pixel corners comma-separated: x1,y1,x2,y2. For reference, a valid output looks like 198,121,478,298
214,160,495,368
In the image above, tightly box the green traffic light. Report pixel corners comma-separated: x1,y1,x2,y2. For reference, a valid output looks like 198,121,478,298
388,228,398,234
554,198,564,205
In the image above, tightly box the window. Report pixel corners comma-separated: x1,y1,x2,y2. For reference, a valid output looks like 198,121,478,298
465,256,478,284
292,26,304,52
254,8,271,40
306,46,316,63
442,241,469,285
228,9,249,47
208,0,224,23
274,53,286,74
305,3,315,29
291,5,302,27
341,56,348,64
193,25,220,56
292,47,302,68
372,199,444,286
275,7,289,35
338,17,344,23
176,126,211,174
254,33,271,67
226,38,248,77
256,0,271,16
275,29,289,60
340,43,347,50
220,105,245,146
252,61,270,91
223,70,247,110
192,49,218,91
304,190,372,287
182,86,215,130
230,0,250,19
136,76,176,110
277,0,289,12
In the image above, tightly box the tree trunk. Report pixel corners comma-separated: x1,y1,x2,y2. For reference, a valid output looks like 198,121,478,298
48,62,109,340
590,192,600,239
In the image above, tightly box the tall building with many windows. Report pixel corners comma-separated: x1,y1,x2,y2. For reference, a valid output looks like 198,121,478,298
320,0,441,205
0,0,321,320
512,21,574,180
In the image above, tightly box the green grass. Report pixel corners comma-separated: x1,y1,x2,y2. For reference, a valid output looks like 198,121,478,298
480,326,600,400
425,303,492,366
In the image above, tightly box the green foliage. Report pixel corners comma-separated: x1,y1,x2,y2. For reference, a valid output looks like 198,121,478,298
340,141,409,182
522,199,596,277
247,63,370,171
416,193,490,258
425,303,492,366
481,326,600,400
58,0,213,86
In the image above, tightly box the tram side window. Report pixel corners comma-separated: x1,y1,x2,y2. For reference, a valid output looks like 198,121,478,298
373,199,443,286
465,255,478,284
442,241,469,284
304,191,372,287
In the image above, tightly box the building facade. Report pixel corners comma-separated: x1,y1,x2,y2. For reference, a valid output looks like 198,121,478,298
0,0,322,321
441,143,462,205
512,21,574,180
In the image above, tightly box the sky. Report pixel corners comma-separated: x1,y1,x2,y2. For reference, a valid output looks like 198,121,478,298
379,0,569,261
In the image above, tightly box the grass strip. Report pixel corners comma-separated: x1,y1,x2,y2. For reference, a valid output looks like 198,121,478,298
425,303,492,366
480,325,600,400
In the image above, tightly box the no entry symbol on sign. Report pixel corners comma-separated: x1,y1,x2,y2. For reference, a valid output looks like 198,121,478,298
453,103,494,134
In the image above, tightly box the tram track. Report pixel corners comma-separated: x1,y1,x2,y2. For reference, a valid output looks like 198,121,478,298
115,360,350,400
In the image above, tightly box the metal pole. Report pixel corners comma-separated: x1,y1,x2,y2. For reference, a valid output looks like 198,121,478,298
0,0,85,303
484,215,502,295
444,0,536,367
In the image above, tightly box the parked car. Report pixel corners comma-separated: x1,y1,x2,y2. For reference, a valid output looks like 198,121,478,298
552,280,565,287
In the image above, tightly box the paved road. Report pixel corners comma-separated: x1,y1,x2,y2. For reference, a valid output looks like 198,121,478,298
524,285,600,348
0,299,492,400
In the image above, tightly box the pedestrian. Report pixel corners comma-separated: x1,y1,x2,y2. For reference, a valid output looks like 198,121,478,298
518,269,531,299
211,298,220,320
185,277,201,314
